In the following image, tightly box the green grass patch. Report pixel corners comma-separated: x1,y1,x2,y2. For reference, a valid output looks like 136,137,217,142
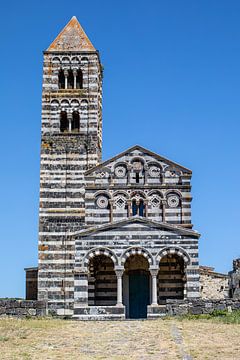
176,309,240,324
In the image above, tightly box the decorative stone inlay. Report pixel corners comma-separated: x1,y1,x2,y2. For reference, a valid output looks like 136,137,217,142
167,195,180,208
165,170,179,178
115,166,126,178
148,166,160,178
96,171,108,178
114,196,126,209
96,196,108,209
150,195,161,208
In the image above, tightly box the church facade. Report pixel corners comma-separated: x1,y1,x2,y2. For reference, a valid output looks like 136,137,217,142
38,17,200,319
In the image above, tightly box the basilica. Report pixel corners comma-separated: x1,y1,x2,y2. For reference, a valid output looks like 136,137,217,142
37,16,201,319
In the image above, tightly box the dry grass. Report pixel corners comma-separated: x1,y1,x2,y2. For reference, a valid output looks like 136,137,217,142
180,319,240,360
0,317,239,360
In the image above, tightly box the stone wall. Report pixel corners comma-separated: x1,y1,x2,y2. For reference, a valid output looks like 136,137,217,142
148,299,240,318
199,266,229,299
0,300,46,317
166,299,240,316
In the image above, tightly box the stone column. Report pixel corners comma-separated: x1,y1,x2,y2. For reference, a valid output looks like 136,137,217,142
144,200,148,218
127,165,131,184
144,165,148,184
109,199,114,223
162,200,166,222
150,267,159,306
64,69,68,89
67,112,72,132
136,200,140,215
73,69,77,89
160,172,165,184
115,268,124,306
127,200,132,217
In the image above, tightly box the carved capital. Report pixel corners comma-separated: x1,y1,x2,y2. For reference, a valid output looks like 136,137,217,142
114,266,124,278
149,266,159,277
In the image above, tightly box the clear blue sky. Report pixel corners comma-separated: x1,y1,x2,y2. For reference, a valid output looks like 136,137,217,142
0,0,239,298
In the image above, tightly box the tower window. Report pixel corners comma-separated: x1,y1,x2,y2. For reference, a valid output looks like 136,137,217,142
68,70,74,89
60,111,68,132
76,69,83,89
58,69,65,89
72,111,80,132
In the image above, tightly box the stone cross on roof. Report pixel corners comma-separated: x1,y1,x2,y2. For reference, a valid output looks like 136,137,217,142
47,16,95,52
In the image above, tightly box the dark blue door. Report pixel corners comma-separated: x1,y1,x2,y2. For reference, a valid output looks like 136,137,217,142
129,272,150,318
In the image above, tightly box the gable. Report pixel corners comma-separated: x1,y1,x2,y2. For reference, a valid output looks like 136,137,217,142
73,218,199,239
85,145,191,179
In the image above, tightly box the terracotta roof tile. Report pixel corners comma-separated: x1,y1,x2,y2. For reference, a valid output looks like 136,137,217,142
47,16,95,52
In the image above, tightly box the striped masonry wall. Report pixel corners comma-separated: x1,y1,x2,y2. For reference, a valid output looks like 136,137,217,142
38,50,103,314
158,255,185,303
88,256,117,306
38,20,200,318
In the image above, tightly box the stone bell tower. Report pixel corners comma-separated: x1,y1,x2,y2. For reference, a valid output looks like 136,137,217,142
38,16,103,315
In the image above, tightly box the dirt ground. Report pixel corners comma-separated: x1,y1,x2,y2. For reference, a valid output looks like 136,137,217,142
0,318,239,360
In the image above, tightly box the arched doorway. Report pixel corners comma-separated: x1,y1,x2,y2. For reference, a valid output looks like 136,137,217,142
158,254,185,304
123,255,150,318
88,255,117,306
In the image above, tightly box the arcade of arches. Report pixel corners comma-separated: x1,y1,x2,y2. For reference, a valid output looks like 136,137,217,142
87,253,186,318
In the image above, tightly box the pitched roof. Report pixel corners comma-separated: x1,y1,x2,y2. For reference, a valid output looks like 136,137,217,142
47,16,95,52
72,217,200,238
85,145,192,175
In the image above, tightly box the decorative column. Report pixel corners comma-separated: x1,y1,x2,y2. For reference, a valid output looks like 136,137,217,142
136,200,140,215
144,200,148,218
160,172,165,184
127,165,131,184
162,200,166,222
64,69,68,89
73,69,77,89
67,112,72,132
109,199,114,223
150,267,159,306
115,267,124,306
127,200,132,217
144,165,148,184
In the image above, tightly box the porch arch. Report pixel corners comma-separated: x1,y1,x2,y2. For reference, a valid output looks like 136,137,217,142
83,247,118,267
156,247,191,267
121,247,154,266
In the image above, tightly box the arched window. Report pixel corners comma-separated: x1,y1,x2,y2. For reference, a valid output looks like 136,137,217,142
72,111,80,132
76,69,83,89
60,111,68,132
58,69,65,89
132,199,145,217
139,200,145,217
68,70,74,89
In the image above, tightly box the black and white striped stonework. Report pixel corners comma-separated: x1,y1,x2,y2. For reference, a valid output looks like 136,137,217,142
38,27,103,315
84,146,192,228
38,18,201,318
